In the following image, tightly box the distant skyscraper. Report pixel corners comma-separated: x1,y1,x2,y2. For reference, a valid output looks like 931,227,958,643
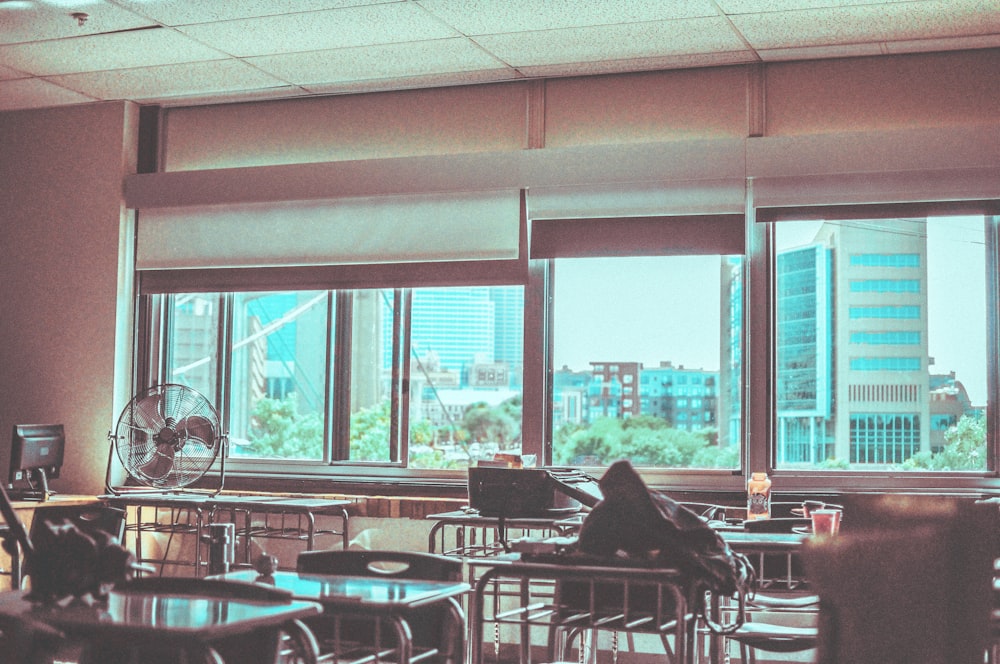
775,243,834,464
719,257,743,448
823,219,929,465
489,287,525,387
774,219,931,466
397,287,498,376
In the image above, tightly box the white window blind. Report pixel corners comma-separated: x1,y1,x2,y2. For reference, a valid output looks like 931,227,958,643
136,189,521,270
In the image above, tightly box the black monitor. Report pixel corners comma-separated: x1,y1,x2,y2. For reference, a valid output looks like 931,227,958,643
8,424,65,498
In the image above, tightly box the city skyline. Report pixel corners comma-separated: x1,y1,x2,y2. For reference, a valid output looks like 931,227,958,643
552,216,987,408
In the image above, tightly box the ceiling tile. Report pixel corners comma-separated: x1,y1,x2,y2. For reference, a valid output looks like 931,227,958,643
475,17,749,67
248,37,508,86
0,77,96,111
45,59,295,101
0,28,230,76
731,1,1000,50
0,63,29,80
0,0,156,46
107,0,392,26
175,3,458,58
414,0,719,34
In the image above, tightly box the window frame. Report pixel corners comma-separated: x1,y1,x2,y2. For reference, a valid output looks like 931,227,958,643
131,198,1000,494
750,204,1000,492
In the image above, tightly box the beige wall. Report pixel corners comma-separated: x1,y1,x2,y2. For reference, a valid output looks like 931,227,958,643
161,49,1000,171
0,100,138,495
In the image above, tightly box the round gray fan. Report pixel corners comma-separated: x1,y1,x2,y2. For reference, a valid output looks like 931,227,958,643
112,384,222,490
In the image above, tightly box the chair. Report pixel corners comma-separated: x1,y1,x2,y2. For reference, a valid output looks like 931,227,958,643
802,496,999,664
725,592,819,663
18,505,128,590
110,576,319,664
296,549,464,664
28,504,127,544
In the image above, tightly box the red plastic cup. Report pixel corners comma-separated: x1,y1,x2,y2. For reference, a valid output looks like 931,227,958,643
811,508,842,535
801,500,825,517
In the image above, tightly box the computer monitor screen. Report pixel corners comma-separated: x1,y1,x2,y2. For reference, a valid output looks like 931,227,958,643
9,424,65,494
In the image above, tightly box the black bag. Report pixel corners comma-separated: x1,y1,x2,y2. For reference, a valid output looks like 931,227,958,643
577,460,754,634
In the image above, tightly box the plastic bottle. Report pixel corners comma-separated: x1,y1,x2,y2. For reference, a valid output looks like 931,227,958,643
747,471,772,520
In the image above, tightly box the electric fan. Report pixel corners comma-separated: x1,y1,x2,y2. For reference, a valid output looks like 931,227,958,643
106,384,227,495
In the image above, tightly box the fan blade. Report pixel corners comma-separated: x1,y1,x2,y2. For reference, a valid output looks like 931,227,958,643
137,443,176,481
164,385,202,425
176,415,216,449
131,393,167,433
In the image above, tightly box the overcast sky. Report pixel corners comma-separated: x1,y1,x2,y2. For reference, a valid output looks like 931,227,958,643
553,216,988,407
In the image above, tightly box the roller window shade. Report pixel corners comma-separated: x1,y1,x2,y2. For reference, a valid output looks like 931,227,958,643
748,126,1000,218
756,198,1000,223
527,179,745,220
530,214,745,259
136,189,521,270
753,168,1000,223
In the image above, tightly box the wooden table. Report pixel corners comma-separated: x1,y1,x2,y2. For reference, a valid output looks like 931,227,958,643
0,587,321,663
214,569,469,664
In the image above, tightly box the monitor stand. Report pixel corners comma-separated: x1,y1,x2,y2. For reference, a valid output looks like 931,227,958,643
7,469,50,502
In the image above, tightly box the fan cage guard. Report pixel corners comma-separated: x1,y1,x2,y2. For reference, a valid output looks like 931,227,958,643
106,384,227,494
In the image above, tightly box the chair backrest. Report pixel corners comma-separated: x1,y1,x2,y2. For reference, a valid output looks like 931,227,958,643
121,575,294,602
296,549,462,581
29,505,127,543
802,496,999,664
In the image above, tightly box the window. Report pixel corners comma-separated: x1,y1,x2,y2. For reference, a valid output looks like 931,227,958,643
138,197,997,491
548,254,742,470
850,357,922,371
229,291,330,461
771,216,991,472
145,285,524,471
849,279,920,293
851,331,921,345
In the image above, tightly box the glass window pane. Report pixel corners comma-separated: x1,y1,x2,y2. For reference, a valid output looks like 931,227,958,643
551,256,742,469
774,216,988,471
166,293,219,400
404,286,525,468
229,291,329,460
350,289,395,462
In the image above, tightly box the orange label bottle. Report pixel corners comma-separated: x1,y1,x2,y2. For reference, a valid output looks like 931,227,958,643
747,472,772,520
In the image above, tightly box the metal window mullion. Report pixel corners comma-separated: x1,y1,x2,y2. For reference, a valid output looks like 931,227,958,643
324,290,336,464
524,257,550,464
218,293,234,434
987,215,1000,472
392,288,410,464
331,290,353,461
745,177,771,476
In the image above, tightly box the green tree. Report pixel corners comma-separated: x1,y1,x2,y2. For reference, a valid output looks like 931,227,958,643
248,394,323,459
350,400,391,461
902,413,987,471
553,416,728,468
462,400,519,447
